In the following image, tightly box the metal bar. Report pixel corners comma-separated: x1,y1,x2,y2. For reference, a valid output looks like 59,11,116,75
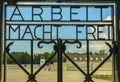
112,42,116,82
87,40,90,76
63,51,87,76
5,4,114,7
2,0,117,2
6,21,113,23
117,41,120,82
111,5,116,82
34,52,57,75
5,39,114,41
112,5,115,42
31,40,34,82
50,25,52,40
76,27,78,40
86,6,88,21
6,51,30,76
90,51,113,76
57,39,63,82
116,2,120,82
3,4,7,82
95,6,109,8
0,1,3,82
57,26,59,39
6,22,112,26
100,8,102,21
3,51,6,82
43,25,44,40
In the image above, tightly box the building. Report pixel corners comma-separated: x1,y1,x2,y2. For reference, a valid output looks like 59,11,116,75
66,55,112,71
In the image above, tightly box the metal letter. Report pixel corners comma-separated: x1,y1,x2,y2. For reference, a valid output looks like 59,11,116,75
51,6,62,21
32,6,43,21
10,6,24,21
22,25,34,39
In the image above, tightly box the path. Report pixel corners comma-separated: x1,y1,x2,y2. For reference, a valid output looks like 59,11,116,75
6,69,112,82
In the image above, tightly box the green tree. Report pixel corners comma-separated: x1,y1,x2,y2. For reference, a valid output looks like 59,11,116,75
94,52,99,55
99,50,106,55
8,52,31,64
89,51,93,55
34,53,41,64
7,55,14,64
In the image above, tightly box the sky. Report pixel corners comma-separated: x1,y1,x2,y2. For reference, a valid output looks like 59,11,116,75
4,2,116,54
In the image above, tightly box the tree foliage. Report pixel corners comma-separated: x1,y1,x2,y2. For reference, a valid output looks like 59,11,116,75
7,52,30,64
7,50,106,64
7,51,66,64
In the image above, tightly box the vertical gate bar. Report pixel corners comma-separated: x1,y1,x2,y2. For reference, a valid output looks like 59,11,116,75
116,2,118,82
57,27,58,40
50,25,52,40
113,42,116,82
43,26,44,40
3,4,7,82
57,39,63,82
116,1,120,82
117,36,120,81
76,27,78,40
86,6,88,21
0,1,3,82
111,5,116,82
100,8,102,21
87,40,89,77
31,40,34,82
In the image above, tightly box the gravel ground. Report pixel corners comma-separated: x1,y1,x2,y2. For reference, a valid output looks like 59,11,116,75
4,68,112,82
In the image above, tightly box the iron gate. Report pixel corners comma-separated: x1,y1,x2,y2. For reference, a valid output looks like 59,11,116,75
3,2,116,82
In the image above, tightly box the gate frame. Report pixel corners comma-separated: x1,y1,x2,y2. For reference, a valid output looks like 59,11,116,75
0,1,3,82
116,1,120,82
0,0,120,82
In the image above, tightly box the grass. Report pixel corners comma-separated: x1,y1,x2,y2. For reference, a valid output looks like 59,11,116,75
93,74,112,81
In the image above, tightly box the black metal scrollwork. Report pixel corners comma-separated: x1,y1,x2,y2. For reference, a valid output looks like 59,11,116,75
5,41,14,52
5,40,114,82
37,40,57,48
105,42,113,53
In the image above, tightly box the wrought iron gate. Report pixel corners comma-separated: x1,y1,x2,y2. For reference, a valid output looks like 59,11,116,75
3,2,116,82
